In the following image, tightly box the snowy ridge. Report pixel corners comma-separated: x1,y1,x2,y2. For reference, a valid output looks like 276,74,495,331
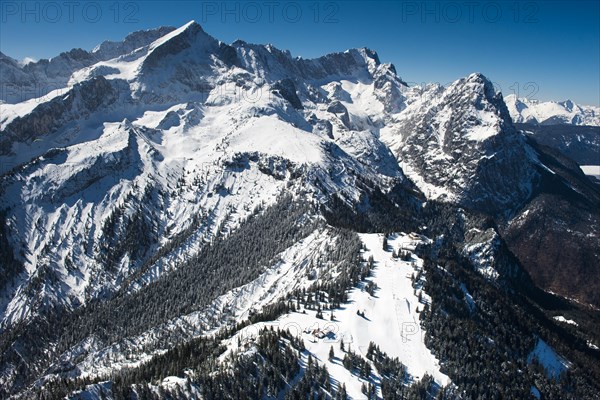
29,229,455,399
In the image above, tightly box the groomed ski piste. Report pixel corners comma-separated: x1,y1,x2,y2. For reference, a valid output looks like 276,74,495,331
216,232,450,399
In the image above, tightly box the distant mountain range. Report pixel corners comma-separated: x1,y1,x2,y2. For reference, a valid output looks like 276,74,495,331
505,94,600,126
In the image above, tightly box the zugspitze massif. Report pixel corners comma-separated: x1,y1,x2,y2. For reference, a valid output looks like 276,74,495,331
1,20,599,399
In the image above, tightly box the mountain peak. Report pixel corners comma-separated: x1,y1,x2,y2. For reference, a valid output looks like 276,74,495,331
171,20,204,37
358,47,381,65
466,72,490,83
140,20,217,72
148,20,206,50
447,72,501,108
461,72,496,95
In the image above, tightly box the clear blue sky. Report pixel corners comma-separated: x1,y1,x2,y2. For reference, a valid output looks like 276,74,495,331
1,1,598,105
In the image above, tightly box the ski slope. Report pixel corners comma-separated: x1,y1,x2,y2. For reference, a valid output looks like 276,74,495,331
222,232,450,399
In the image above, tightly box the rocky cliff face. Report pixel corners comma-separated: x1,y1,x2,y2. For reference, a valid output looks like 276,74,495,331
381,73,539,216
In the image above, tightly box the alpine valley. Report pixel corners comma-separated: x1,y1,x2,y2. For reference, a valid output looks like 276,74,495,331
1,22,599,399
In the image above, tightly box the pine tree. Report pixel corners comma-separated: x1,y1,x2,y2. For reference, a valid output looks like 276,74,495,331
338,383,347,400
364,361,371,378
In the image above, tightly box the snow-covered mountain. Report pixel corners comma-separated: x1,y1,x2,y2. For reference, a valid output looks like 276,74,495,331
0,20,402,326
380,74,539,215
505,94,600,126
1,21,599,399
